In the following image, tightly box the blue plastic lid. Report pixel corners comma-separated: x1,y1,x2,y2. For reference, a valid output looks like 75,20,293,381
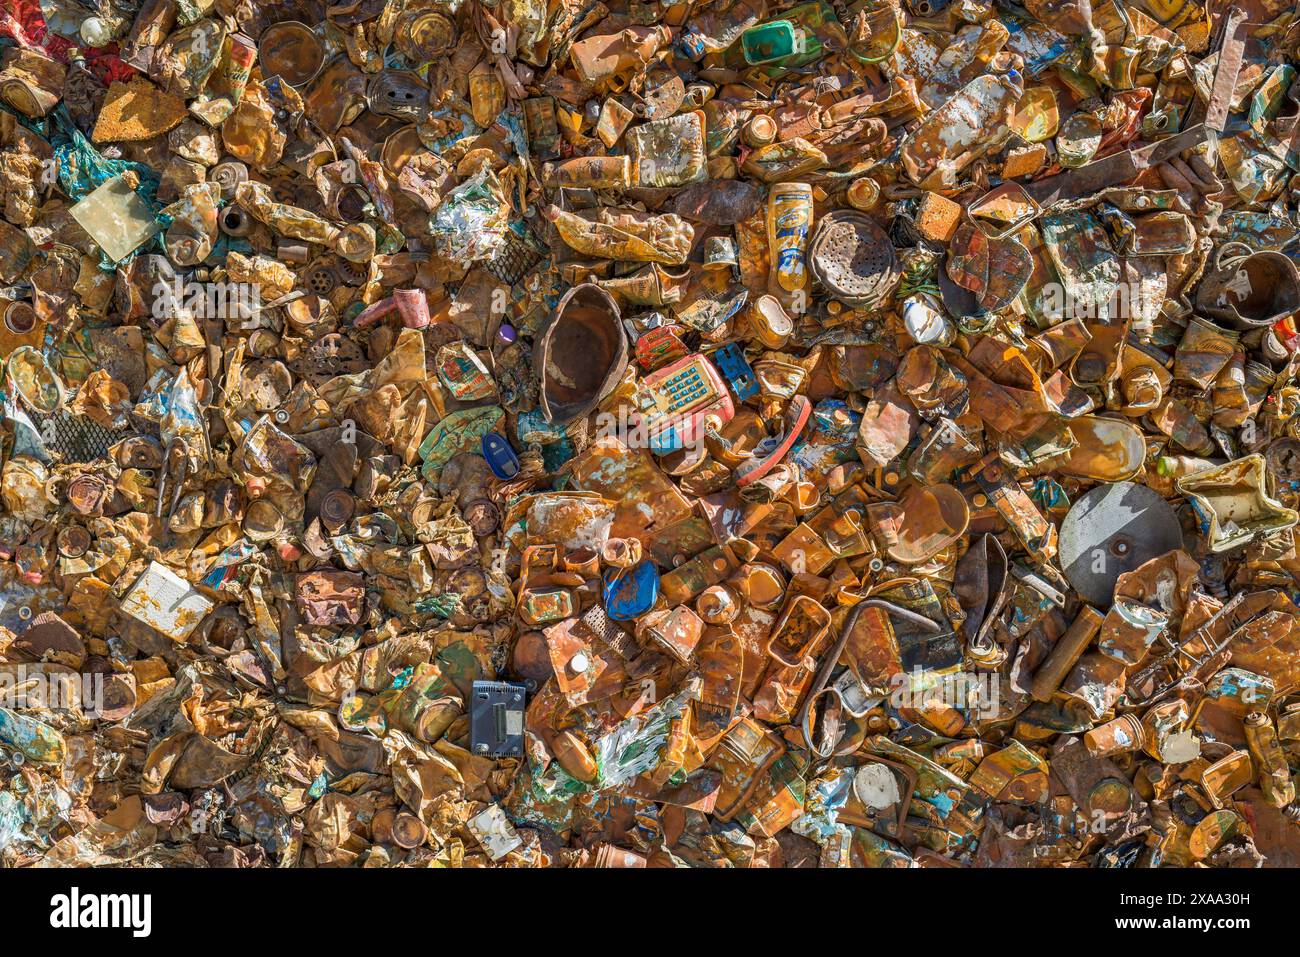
602,561,659,621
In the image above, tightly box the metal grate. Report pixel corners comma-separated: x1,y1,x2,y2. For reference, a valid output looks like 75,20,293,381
484,225,546,287
28,408,130,464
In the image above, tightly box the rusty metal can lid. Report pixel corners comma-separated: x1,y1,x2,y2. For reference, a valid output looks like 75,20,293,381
408,498,438,528
56,525,91,558
511,630,555,686
243,498,286,541
3,300,37,335
319,489,355,531
743,114,778,147
463,498,500,536
66,474,109,515
258,22,325,88
370,808,396,845
1189,809,1241,860
396,10,457,62
391,812,428,849
381,125,426,179
846,177,880,211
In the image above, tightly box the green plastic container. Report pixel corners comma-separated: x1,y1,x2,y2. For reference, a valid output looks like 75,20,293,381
741,20,804,66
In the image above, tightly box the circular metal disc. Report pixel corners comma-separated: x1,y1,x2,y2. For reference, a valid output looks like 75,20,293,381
1189,809,1241,861
1059,481,1183,608
809,211,897,306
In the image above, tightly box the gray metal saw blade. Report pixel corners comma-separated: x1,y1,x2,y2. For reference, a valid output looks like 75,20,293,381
1058,481,1184,608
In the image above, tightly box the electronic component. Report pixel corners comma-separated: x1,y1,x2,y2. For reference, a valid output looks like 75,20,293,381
470,680,527,757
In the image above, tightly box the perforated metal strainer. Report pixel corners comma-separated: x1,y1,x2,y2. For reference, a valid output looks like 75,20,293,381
809,210,899,308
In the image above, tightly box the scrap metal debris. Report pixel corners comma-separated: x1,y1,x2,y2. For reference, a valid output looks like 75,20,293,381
3,0,1300,870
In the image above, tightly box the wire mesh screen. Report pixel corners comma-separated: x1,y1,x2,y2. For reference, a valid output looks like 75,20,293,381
28,408,130,464
484,225,546,287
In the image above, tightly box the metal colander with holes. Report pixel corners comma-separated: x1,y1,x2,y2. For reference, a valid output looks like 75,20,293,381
809,210,899,308
28,408,131,464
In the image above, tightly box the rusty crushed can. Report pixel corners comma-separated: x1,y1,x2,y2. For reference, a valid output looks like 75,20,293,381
1245,711,1296,808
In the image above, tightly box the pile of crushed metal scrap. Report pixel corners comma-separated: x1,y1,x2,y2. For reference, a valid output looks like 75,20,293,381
2,0,1300,868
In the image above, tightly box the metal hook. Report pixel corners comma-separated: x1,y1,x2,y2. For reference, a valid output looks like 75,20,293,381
798,598,941,759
